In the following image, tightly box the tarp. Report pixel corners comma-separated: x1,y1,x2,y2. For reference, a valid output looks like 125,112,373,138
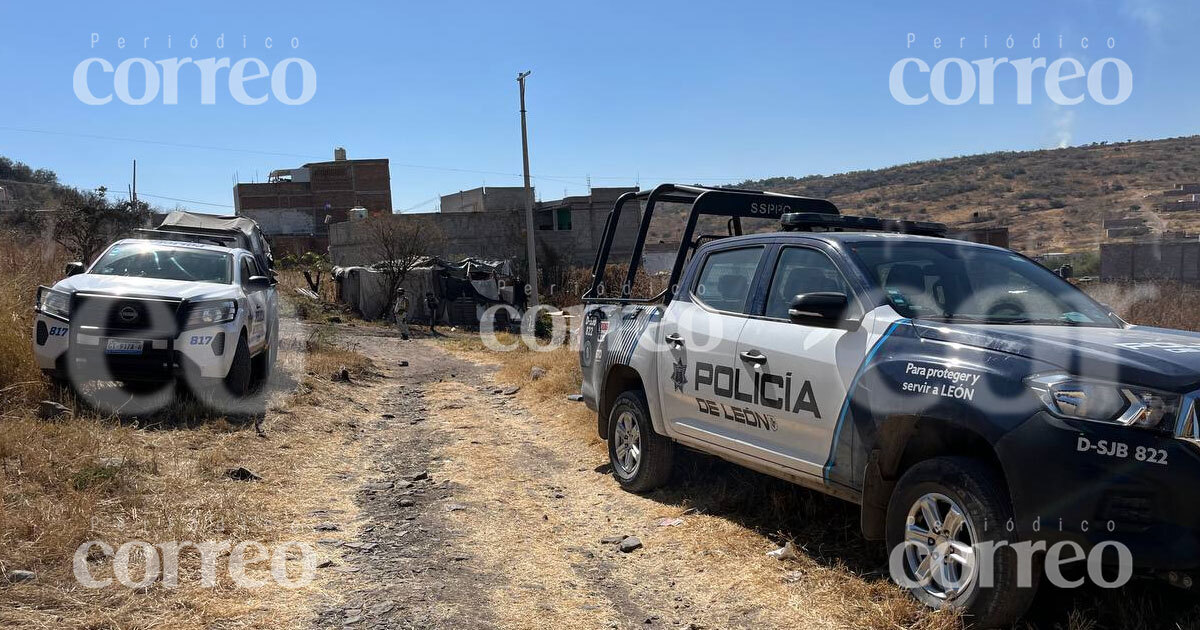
332,256,516,323
158,211,273,270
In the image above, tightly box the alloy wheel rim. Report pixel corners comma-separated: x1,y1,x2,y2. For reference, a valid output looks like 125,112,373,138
902,492,979,601
613,411,642,476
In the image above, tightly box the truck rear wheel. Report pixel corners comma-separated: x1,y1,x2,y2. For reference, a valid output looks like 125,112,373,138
608,391,674,492
885,456,1038,628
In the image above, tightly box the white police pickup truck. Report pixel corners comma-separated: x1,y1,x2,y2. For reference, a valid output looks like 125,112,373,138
35,216,278,401
580,185,1200,627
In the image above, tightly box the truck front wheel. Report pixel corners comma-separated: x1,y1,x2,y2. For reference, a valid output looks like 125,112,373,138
885,456,1038,628
608,391,674,492
223,334,252,398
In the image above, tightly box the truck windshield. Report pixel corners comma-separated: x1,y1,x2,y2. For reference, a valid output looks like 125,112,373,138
90,244,232,284
848,240,1116,327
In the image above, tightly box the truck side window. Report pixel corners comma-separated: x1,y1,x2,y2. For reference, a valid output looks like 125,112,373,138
692,247,762,313
241,258,257,287
764,247,853,320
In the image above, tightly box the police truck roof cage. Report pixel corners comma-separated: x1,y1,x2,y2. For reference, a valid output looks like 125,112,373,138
584,183,839,304
780,213,948,237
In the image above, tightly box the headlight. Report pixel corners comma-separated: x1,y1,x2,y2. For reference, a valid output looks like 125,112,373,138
1027,374,1178,430
184,300,237,329
38,288,71,320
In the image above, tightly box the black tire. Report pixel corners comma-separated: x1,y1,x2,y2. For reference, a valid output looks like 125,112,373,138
885,457,1039,628
607,390,674,493
223,334,252,398
251,324,277,387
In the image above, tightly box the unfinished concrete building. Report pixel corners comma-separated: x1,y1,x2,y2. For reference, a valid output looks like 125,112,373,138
233,148,392,254
328,186,641,269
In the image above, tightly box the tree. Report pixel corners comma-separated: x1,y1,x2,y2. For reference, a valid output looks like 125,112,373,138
53,188,152,263
0,206,45,235
366,214,443,315
299,251,330,294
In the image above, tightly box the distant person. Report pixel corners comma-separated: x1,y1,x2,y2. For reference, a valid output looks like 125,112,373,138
392,287,410,340
425,292,440,334
514,278,528,313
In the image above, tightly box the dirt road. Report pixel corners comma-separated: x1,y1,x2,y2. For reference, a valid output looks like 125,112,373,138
305,329,946,630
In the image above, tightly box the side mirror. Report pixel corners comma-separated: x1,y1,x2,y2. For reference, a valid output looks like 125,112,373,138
788,292,855,327
247,275,272,291
65,262,86,277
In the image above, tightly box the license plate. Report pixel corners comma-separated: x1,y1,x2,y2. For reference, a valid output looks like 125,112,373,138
105,339,144,355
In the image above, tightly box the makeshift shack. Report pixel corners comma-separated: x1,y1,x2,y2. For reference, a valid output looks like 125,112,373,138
332,257,516,326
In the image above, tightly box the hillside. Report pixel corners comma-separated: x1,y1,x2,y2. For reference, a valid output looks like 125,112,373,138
0,156,69,209
645,136,1200,255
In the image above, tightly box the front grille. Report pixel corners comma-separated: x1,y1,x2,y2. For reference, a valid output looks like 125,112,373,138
72,293,183,337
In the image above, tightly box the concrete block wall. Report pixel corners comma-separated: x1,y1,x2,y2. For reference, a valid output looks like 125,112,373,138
1101,240,1200,282
329,201,643,270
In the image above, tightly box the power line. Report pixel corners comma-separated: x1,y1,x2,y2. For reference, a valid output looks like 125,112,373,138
0,126,748,185
0,177,233,210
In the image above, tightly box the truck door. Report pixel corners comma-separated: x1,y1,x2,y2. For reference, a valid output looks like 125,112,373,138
659,245,764,449
240,256,269,351
733,245,874,478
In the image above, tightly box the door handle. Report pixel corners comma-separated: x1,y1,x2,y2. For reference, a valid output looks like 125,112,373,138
666,333,684,348
740,349,767,364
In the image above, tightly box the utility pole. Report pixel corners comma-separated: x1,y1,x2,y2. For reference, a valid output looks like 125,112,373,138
517,70,539,306
131,159,137,206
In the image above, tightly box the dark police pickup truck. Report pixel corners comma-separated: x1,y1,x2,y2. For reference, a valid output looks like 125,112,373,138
579,184,1200,627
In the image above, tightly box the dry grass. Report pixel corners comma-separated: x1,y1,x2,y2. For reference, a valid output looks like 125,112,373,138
433,339,960,629
0,330,376,629
0,233,69,408
438,287,1200,629
275,268,356,323
1085,281,1200,331
0,234,376,628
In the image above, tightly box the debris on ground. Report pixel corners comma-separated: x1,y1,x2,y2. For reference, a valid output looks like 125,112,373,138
6,570,35,584
656,517,685,528
566,394,584,402
502,386,520,396
332,367,351,382
225,466,262,482
530,366,547,381
314,523,342,532
38,400,70,420
618,537,643,553
96,456,126,469
601,534,629,544
766,541,799,560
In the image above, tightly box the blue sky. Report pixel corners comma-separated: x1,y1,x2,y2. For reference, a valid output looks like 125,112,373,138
0,0,1195,214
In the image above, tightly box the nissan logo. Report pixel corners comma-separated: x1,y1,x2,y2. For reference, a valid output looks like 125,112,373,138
118,306,139,323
